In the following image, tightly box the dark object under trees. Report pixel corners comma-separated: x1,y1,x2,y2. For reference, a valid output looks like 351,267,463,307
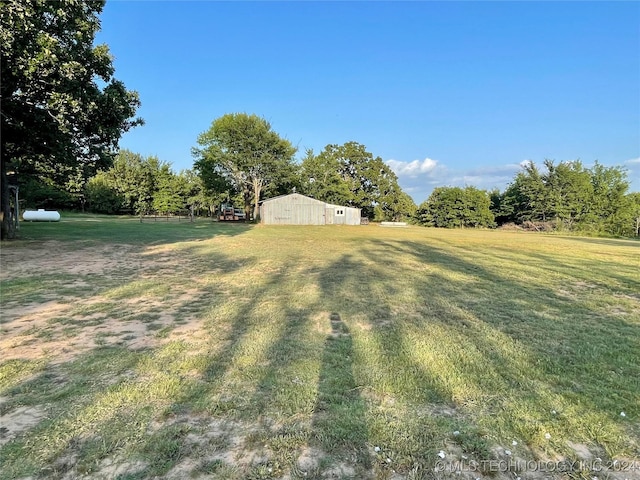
1,0,142,239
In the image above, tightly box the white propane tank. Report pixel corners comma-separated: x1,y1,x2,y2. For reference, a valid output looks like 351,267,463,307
23,209,61,222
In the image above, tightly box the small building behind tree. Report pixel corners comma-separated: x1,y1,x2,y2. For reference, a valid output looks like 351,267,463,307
259,193,361,225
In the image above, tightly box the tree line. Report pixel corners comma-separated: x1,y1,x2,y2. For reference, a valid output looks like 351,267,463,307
75,114,417,223
85,150,215,218
10,107,640,237
2,3,637,238
416,160,640,236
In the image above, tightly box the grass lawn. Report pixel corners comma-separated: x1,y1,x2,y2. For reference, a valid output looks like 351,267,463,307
1,214,639,479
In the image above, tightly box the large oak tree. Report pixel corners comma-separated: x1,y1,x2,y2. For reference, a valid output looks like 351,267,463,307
300,141,413,220
1,0,142,238
193,113,297,220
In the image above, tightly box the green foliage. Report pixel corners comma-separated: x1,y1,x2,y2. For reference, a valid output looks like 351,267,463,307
1,0,142,238
152,166,184,215
20,176,76,210
417,186,495,228
497,160,636,236
300,147,355,206
542,160,592,226
629,193,640,237
375,190,417,222
299,142,415,220
100,150,157,215
177,170,218,217
608,192,640,237
85,173,124,214
193,113,297,220
581,161,632,234
488,188,507,225
86,150,211,217
502,161,550,223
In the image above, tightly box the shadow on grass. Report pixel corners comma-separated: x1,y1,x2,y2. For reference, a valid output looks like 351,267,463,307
311,312,370,471
312,254,454,475
362,239,640,453
0,247,254,479
554,235,640,247
12,215,253,246
1,229,639,479
484,244,640,295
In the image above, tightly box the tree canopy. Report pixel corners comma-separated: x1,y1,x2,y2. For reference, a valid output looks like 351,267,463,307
493,160,636,235
85,150,210,217
1,0,142,238
299,148,352,206
417,186,495,228
299,142,415,220
192,113,297,220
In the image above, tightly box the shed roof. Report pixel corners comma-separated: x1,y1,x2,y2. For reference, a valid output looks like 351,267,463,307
259,193,327,206
260,193,361,214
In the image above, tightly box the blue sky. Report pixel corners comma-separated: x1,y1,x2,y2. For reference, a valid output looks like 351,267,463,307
96,1,640,203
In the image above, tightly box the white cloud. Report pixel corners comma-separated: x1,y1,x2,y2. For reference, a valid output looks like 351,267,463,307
386,157,438,177
392,160,527,204
394,156,640,203
444,163,524,188
623,158,640,193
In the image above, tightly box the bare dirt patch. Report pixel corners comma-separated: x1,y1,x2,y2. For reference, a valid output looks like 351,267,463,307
295,445,327,476
0,241,139,281
89,458,148,480
323,461,356,478
0,404,47,446
134,414,269,479
573,281,598,290
0,242,207,364
566,441,594,461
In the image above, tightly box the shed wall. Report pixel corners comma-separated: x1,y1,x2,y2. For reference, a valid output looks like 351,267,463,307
344,207,361,225
260,193,361,225
261,194,326,225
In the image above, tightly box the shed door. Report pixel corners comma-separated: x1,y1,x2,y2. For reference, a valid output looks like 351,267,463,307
325,207,334,224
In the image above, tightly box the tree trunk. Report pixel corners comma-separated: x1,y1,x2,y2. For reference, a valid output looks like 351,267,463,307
1,160,16,240
243,186,252,221
252,179,262,222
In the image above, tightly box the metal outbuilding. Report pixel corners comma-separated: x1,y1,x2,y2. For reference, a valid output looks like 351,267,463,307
259,193,361,225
